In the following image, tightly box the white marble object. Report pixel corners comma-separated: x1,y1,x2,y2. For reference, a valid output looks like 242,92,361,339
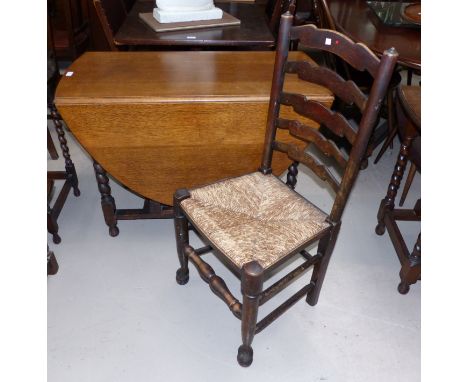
154,0,223,23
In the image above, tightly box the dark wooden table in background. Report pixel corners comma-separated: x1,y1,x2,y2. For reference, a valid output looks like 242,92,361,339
328,0,421,69
114,1,275,49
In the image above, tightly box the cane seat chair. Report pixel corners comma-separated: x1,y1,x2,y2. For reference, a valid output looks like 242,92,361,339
173,11,398,366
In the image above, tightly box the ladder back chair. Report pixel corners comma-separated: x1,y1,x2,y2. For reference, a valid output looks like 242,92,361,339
375,85,421,294
173,11,398,367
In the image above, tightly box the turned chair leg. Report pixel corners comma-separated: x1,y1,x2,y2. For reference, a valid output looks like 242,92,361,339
93,161,119,237
50,103,80,197
398,232,421,294
47,205,61,244
399,162,417,207
286,161,299,189
306,223,340,306
174,189,191,285
237,261,264,367
375,136,413,235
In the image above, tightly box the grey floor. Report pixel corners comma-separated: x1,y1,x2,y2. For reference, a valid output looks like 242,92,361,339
47,120,421,381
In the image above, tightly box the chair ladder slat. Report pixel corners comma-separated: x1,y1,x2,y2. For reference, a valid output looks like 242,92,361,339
277,118,348,169
273,141,340,193
285,60,368,112
290,24,381,78
280,92,357,144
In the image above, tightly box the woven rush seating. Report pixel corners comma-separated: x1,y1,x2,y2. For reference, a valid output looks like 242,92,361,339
181,172,331,270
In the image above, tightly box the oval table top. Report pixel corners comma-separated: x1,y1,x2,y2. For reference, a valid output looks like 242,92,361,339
328,0,421,69
55,51,334,205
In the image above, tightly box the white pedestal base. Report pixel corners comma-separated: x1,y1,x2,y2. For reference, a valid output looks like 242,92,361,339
153,7,223,23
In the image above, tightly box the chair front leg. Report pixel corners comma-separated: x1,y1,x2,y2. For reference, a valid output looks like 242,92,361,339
238,261,264,367
376,135,413,235
398,232,421,294
306,223,341,306
174,189,191,285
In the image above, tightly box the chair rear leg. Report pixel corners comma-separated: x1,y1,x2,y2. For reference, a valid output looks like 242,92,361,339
399,162,417,207
374,88,397,164
238,261,264,367
48,205,61,244
306,223,341,306
174,189,191,285
398,233,421,294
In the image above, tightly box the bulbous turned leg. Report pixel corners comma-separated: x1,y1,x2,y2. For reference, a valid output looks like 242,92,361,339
237,261,263,367
50,103,80,197
174,189,190,285
93,161,119,237
398,233,421,295
286,161,299,189
376,136,413,236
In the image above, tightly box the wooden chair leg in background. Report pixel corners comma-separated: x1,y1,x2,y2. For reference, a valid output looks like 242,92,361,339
376,135,413,235
407,68,413,86
47,245,59,275
48,204,61,244
374,87,397,164
399,162,417,207
238,261,264,367
398,232,421,294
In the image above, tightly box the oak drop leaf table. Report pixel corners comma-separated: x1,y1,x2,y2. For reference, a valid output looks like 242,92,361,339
55,51,333,236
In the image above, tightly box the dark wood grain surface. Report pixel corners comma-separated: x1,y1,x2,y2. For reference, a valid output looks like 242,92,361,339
328,0,421,69
114,1,275,48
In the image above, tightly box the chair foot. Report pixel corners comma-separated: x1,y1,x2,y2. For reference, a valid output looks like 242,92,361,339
47,247,59,275
52,233,61,244
375,223,386,236
176,268,189,285
360,158,368,170
305,294,318,306
109,226,120,237
73,187,81,197
397,281,410,295
237,344,253,367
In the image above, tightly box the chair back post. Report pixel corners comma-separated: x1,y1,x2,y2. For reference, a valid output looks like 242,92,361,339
260,12,293,174
329,47,398,223
93,0,127,51
316,0,336,30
